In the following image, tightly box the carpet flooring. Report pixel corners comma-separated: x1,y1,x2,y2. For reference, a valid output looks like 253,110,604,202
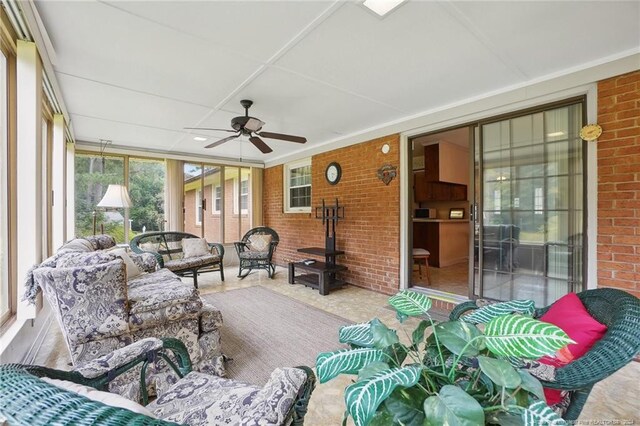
203,286,352,385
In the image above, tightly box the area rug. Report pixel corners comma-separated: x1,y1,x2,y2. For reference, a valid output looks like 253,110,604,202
202,286,351,385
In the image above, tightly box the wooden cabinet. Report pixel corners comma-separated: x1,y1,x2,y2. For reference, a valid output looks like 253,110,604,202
414,172,467,202
413,221,469,267
424,142,469,185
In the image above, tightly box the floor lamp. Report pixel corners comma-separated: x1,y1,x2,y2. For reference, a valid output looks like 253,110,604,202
94,184,133,239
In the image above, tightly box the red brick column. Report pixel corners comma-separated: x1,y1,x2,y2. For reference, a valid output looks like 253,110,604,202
597,70,640,298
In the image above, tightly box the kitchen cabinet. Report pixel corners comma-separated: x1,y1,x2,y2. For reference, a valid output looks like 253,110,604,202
424,142,469,185
413,220,469,267
414,172,467,202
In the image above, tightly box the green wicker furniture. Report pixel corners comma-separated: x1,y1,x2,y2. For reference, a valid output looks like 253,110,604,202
450,288,640,421
234,226,279,279
0,338,316,426
130,231,225,288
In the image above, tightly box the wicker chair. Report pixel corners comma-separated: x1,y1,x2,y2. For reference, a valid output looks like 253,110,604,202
449,288,640,421
234,227,279,279
0,338,316,426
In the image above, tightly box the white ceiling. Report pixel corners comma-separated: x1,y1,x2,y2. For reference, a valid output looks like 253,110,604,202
34,0,640,164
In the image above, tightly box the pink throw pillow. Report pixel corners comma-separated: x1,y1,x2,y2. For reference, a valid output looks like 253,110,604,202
538,293,608,405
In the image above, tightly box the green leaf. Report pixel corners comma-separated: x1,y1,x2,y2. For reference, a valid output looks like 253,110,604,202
388,290,432,317
368,407,395,426
435,321,483,356
423,385,485,426
488,411,523,426
358,361,390,381
484,314,575,359
383,387,426,426
340,321,375,348
463,300,536,324
516,370,545,401
345,366,422,426
477,356,521,389
522,401,567,425
316,348,386,383
370,318,399,349
383,343,409,368
411,320,430,348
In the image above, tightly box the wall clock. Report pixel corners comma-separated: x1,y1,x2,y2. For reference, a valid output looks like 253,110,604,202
325,162,342,185
579,124,602,141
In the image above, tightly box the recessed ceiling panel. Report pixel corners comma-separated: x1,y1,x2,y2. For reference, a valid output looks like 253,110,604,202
102,1,335,63
449,1,640,78
36,0,262,107
275,2,522,112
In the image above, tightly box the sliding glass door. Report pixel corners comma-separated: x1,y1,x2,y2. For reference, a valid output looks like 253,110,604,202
473,101,585,306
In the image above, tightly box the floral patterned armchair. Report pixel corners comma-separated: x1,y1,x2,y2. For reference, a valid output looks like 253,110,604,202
25,235,225,399
0,338,316,426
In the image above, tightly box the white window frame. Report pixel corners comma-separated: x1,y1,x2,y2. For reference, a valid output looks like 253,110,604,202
0,50,10,325
284,158,312,213
212,184,221,215
233,177,249,215
195,189,202,225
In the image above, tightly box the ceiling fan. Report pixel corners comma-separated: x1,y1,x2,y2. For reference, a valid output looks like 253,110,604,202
185,100,307,154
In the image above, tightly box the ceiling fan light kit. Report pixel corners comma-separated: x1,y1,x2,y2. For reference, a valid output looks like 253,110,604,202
185,100,307,154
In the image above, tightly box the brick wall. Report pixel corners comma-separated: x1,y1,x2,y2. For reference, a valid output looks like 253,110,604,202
597,70,640,299
264,134,401,294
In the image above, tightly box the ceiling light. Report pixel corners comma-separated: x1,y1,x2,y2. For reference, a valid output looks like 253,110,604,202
193,136,207,141
547,131,564,137
362,0,406,17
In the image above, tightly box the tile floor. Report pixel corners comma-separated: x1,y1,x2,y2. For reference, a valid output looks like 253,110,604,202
35,266,640,425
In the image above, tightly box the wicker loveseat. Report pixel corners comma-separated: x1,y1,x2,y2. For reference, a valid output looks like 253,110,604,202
450,288,640,420
131,231,224,288
25,235,225,399
0,338,316,426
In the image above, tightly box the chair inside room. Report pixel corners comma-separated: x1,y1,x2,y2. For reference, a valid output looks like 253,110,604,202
449,288,640,421
412,248,431,285
234,226,280,279
0,338,315,426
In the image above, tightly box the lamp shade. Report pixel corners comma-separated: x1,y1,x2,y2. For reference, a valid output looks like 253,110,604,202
97,184,133,208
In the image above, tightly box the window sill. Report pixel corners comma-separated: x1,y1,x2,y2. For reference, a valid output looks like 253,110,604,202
284,209,312,214
0,315,24,356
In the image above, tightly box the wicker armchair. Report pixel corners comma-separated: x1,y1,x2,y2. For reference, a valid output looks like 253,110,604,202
0,338,316,426
234,227,279,279
450,288,640,420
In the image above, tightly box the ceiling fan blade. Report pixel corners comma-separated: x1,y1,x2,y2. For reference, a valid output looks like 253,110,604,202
184,127,237,133
257,131,307,143
249,136,273,154
205,134,240,149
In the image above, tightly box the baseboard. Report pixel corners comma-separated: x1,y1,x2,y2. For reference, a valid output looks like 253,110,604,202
20,308,53,365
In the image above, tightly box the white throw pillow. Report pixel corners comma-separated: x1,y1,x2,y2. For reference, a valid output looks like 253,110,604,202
182,238,210,258
42,377,155,418
247,234,272,252
109,248,143,280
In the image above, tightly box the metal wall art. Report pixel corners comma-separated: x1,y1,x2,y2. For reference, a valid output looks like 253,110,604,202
377,164,397,185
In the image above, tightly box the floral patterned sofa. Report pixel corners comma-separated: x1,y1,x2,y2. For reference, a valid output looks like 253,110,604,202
24,235,225,399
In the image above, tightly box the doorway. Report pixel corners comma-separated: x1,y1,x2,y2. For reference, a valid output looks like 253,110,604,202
410,127,472,297
409,98,586,306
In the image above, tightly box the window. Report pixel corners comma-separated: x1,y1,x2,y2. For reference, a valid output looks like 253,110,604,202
212,185,221,214
233,177,250,215
195,189,202,225
0,49,10,324
129,158,165,233
284,158,311,213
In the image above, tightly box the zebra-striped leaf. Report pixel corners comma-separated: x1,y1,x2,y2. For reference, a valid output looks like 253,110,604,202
388,291,432,317
522,401,567,425
340,321,375,347
345,366,422,426
423,385,486,426
463,300,536,324
316,348,386,383
484,314,574,359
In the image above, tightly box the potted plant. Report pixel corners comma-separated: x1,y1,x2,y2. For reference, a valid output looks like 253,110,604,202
316,290,573,425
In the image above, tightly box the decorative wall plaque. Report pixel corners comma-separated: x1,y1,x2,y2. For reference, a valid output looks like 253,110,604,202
377,164,397,185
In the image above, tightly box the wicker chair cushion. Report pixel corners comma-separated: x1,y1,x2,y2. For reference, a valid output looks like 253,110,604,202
239,251,270,260
247,234,272,252
539,292,608,405
164,254,220,272
147,371,259,425
182,238,210,258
